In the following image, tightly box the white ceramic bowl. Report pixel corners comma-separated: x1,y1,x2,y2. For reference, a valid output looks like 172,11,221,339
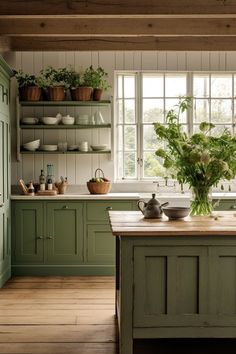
21,117,39,125
62,117,75,125
23,139,40,151
40,145,58,152
91,144,108,151
68,144,79,151
41,117,58,125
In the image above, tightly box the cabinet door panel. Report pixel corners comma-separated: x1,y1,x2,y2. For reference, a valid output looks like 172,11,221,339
12,202,44,263
46,203,83,263
87,224,115,264
0,72,9,116
133,246,208,327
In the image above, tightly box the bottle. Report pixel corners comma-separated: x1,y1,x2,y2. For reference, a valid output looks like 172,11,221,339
47,178,53,191
46,164,55,189
28,181,35,196
39,169,45,191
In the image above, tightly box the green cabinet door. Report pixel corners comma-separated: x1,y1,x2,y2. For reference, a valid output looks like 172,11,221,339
87,224,115,264
46,202,83,264
0,68,11,286
12,202,44,264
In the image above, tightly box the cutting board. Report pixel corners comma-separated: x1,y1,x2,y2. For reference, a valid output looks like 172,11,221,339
37,190,58,196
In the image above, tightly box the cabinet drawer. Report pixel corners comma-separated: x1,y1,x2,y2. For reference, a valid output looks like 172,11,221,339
86,201,134,222
214,200,236,211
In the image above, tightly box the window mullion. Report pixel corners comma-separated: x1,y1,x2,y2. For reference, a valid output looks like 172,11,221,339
137,72,142,180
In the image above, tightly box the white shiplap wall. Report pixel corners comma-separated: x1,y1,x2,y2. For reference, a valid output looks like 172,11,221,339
6,51,236,185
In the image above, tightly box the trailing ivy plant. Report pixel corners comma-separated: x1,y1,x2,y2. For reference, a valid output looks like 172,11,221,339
153,97,236,215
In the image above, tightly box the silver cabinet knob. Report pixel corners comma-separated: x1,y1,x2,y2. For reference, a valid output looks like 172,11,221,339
62,205,69,209
106,206,112,211
46,236,53,239
36,236,44,240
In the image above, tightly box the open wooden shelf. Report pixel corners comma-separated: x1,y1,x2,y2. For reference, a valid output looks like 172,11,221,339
20,124,111,130
20,150,111,155
19,100,111,107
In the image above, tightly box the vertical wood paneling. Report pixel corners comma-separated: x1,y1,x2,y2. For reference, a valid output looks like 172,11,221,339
11,50,236,185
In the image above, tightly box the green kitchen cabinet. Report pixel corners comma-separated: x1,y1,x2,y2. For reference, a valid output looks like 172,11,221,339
11,199,137,275
46,202,83,264
12,202,44,264
0,57,13,287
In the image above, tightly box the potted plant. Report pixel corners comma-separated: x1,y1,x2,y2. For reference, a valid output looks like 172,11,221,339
68,68,93,101
14,70,43,101
40,66,71,101
154,97,236,216
84,66,110,101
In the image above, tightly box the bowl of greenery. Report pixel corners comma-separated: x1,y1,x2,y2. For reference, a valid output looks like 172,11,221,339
154,97,236,216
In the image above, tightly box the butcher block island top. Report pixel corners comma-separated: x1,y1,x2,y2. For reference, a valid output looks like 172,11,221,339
109,210,236,236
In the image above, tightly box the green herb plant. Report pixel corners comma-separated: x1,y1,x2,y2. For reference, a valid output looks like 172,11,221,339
154,97,236,215
13,69,43,88
40,66,72,89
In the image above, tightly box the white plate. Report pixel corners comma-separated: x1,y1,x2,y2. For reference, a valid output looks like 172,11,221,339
91,144,108,151
40,145,58,152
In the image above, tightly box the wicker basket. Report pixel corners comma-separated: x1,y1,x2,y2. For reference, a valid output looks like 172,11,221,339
87,168,111,194
70,87,93,101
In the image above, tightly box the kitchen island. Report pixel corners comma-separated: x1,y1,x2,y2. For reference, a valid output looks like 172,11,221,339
109,211,236,354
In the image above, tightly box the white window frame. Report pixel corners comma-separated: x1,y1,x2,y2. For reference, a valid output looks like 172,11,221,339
114,71,236,183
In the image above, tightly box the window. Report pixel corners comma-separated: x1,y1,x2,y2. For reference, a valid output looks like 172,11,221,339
115,72,236,181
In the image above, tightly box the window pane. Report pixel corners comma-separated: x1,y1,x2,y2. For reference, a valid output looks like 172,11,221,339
118,75,123,98
211,125,233,136
211,99,232,123
117,125,123,151
165,99,187,123
143,99,164,123
193,99,210,123
124,99,135,123
165,74,186,97
211,75,232,97
117,99,123,123
193,75,209,97
124,76,135,98
142,74,164,97
117,152,124,179
124,152,136,178
143,125,160,150
143,152,166,178
124,125,136,150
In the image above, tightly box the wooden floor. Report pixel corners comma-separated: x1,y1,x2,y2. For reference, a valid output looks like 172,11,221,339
0,276,118,354
1,277,236,354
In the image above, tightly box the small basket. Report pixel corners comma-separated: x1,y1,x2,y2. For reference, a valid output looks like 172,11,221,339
87,168,111,194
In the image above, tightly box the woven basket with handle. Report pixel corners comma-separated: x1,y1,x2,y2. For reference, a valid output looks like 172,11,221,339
87,168,111,194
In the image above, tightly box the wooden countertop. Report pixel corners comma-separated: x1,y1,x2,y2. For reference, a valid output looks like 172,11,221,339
109,211,236,236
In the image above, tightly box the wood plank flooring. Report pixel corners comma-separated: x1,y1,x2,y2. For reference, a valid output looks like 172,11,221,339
0,276,117,354
1,276,236,354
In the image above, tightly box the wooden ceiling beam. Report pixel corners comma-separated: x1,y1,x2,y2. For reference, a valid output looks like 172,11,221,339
0,0,236,16
10,36,236,51
2,17,236,36
0,37,11,52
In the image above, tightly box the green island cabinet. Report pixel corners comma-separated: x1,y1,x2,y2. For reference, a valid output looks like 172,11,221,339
0,57,13,287
11,199,136,276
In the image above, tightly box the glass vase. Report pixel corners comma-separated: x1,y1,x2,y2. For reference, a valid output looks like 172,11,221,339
190,186,213,216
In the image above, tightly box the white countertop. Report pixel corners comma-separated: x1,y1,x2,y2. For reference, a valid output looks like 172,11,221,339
10,192,236,201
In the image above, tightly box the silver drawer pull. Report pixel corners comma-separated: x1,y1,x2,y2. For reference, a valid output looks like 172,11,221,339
106,206,112,211
46,236,53,239
36,236,44,240
231,205,236,209
63,205,69,209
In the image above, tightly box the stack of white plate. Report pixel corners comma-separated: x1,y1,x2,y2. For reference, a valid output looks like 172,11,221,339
76,115,89,125
23,139,40,151
91,144,108,151
40,145,58,152
21,117,39,125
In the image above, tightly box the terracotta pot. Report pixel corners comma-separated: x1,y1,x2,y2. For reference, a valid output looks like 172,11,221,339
19,86,42,101
93,88,103,101
70,87,93,101
47,86,65,101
